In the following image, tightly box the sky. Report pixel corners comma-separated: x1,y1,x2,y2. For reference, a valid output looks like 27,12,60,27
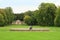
0,0,60,13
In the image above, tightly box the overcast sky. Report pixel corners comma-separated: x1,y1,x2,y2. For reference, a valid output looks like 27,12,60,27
0,0,60,13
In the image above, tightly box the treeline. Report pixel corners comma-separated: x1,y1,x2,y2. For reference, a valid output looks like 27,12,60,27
14,3,60,26
0,7,14,26
0,3,60,27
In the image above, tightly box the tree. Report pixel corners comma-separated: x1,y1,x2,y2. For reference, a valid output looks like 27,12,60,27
33,10,39,25
24,11,33,16
0,14,5,26
0,9,8,25
24,15,32,25
5,7,14,24
0,7,14,26
36,3,57,26
54,7,60,26
24,15,37,25
14,13,24,21
24,10,37,25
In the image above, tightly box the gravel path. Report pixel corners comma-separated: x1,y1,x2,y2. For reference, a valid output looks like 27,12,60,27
10,28,49,31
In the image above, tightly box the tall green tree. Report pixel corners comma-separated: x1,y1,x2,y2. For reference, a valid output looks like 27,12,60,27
0,14,5,26
37,3,57,26
0,9,8,25
5,7,14,24
24,10,37,25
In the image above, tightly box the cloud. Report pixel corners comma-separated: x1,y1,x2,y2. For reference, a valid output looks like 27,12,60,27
0,0,60,13
12,6,38,13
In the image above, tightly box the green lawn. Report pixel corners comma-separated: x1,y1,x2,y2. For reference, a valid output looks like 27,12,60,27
0,24,60,40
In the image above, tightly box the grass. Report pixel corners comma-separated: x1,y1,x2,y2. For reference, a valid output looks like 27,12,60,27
0,24,60,40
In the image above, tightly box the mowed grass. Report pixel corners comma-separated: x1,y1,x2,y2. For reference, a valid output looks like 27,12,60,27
0,24,60,40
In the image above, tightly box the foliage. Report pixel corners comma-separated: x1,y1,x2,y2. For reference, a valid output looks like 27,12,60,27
24,11,33,16
36,3,57,26
5,7,14,24
54,7,60,26
0,14,5,26
0,7,14,26
24,15,33,25
0,9,8,25
0,3,60,27
14,13,24,21
24,10,37,25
